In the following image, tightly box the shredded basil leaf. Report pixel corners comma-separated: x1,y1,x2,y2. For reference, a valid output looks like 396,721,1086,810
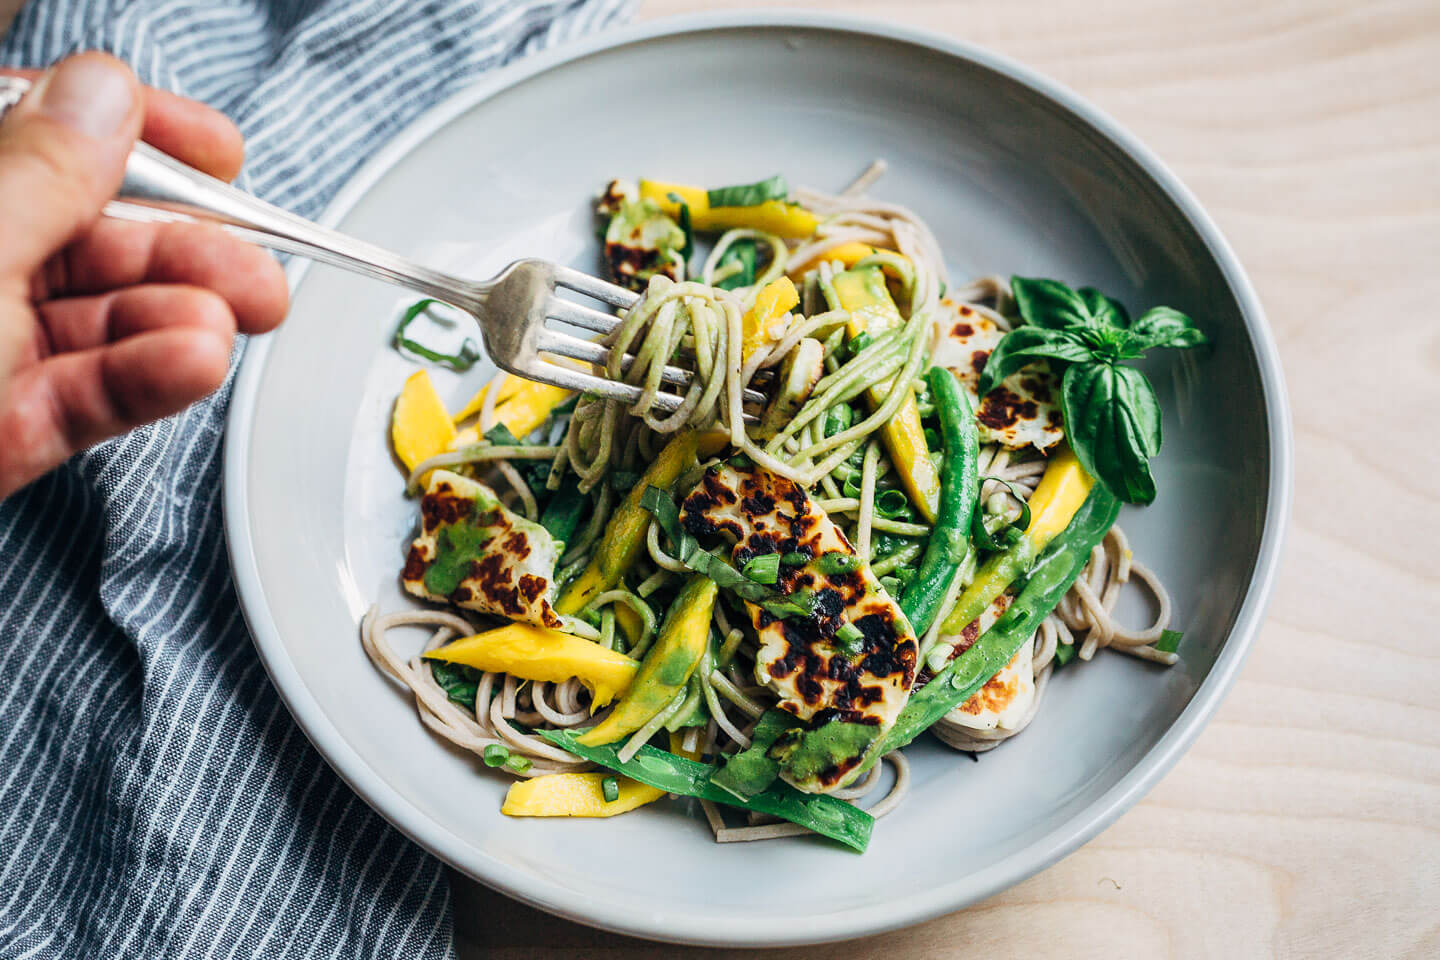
430,660,481,711
394,299,482,371
610,470,641,494
706,174,789,208
715,238,758,290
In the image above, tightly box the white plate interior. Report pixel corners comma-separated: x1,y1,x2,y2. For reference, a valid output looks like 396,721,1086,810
227,16,1285,946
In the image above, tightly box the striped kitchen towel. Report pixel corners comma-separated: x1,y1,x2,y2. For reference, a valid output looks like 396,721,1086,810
0,1,634,957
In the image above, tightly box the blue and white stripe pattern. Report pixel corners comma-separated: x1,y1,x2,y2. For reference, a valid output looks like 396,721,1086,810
0,1,633,956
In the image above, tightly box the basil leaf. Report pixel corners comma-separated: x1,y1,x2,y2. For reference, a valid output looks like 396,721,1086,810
430,660,481,711
394,299,482,371
1078,287,1130,328
707,174,789,208
1127,306,1209,352
1011,276,1095,330
976,326,1094,395
1062,362,1158,505
715,238,758,290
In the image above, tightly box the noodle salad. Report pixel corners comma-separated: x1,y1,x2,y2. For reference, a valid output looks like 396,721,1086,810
364,164,1205,851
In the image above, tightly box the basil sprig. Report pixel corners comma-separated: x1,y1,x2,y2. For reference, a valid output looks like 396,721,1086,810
978,277,1207,505
706,174,789,208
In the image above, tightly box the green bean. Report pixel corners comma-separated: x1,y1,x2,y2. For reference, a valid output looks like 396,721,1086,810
899,367,979,635
543,728,873,852
872,483,1120,764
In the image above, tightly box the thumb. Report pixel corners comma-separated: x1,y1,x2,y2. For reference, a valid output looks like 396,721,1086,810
0,53,142,282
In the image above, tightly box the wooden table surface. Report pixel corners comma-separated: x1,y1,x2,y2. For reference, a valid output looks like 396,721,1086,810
3,1,1435,957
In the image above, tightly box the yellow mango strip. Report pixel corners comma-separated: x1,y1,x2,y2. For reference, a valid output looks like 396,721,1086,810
491,381,573,437
787,242,902,278
639,179,820,238
501,772,664,818
448,381,575,451
424,623,638,708
939,446,1094,636
391,370,457,478
555,430,729,615
830,267,940,522
1023,445,1094,544
452,373,525,424
741,277,800,361
577,576,717,746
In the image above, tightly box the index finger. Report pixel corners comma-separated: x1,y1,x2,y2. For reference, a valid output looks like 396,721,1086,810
1,67,245,182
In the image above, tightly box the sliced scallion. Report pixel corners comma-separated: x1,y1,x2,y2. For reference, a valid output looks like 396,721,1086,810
742,553,781,585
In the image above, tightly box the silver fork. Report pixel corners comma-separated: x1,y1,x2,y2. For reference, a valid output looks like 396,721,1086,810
0,75,764,413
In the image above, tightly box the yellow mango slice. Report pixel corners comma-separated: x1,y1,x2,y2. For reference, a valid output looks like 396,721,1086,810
788,242,903,277
490,381,572,438
501,772,665,818
577,576,716,747
425,623,639,708
392,370,456,475
639,179,820,238
741,276,800,361
555,430,729,616
448,381,575,451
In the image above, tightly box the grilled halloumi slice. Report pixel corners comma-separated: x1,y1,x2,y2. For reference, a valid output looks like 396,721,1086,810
931,298,1065,453
402,470,564,629
933,591,1036,731
680,464,918,792
946,643,1035,731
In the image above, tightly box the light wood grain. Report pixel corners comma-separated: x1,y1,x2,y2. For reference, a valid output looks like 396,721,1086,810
2,1,1432,956
448,2,1440,957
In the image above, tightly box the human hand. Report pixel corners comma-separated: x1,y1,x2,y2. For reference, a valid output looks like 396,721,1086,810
0,53,288,500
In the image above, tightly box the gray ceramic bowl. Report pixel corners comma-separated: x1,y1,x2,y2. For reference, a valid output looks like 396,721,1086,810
224,12,1291,946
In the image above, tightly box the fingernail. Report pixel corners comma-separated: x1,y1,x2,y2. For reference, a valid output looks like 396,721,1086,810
37,56,134,138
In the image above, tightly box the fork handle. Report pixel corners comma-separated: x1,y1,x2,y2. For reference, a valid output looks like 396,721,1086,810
0,74,479,309
114,141,480,306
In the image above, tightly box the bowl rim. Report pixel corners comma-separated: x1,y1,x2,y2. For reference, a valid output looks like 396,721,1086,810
223,9,1293,946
